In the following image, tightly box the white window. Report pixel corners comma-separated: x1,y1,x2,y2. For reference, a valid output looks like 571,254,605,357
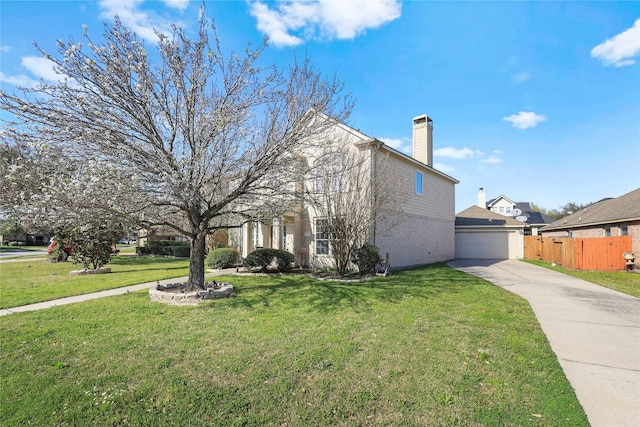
499,207,505,214
315,218,330,255
506,207,512,215
620,224,628,236
604,226,611,237
415,171,423,195
252,221,260,249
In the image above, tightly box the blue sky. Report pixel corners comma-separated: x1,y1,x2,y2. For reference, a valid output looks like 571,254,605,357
1,0,639,212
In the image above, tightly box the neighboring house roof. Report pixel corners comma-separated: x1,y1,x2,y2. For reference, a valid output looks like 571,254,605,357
456,205,526,228
514,202,556,225
542,187,640,232
525,210,556,225
486,195,516,208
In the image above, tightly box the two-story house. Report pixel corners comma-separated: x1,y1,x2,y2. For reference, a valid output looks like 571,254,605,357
230,114,459,270
480,190,555,235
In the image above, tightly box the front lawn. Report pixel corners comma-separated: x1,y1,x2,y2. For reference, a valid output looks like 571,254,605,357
523,259,640,298
0,265,588,426
0,256,190,309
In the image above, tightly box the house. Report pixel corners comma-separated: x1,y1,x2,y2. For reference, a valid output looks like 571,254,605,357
455,205,526,259
479,188,555,235
540,187,640,258
231,114,459,269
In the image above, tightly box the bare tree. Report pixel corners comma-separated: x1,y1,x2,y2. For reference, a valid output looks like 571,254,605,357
309,139,408,276
0,10,352,288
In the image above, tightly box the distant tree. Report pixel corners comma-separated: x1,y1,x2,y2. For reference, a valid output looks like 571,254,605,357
0,216,25,239
530,201,593,220
0,9,352,289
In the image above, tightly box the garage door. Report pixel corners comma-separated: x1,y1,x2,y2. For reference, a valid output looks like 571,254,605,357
455,230,511,259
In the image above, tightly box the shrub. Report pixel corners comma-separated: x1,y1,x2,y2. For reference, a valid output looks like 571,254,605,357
350,244,381,275
170,245,190,258
135,246,151,255
244,248,294,272
206,248,240,269
141,240,190,257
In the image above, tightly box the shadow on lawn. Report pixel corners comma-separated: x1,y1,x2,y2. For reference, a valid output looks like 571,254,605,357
215,263,479,313
111,256,189,266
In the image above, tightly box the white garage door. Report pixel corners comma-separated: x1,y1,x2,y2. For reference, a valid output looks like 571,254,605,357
456,230,511,259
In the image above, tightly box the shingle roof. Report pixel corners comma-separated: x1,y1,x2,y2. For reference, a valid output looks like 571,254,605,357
542,188,640,231
456,205,526,227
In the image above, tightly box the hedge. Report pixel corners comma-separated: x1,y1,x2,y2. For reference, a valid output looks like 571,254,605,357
206,248,240,269
244,248,294,272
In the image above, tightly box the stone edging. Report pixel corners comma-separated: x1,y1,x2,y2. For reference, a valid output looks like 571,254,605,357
149,282,233,306
69,267,112,276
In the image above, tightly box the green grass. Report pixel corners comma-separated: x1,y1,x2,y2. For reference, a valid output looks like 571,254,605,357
523,259,640,298
0,255,190,308
0,264,588,426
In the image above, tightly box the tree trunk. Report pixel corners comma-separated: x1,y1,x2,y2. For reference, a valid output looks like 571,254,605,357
189,231,207,289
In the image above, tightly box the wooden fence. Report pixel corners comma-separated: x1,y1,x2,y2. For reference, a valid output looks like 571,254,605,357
524,235,632,271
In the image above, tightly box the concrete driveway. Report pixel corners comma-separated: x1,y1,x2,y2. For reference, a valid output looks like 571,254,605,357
448,259,640,427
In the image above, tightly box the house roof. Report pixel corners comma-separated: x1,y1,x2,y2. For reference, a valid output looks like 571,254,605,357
323,112,459,185
542,187,640,231
486,195,516,207
455,205,526,228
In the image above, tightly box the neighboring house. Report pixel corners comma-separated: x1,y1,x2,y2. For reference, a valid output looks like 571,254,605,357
138,225,188,247
231,114,459,269
455,205,526,259
540,187,640,256
478,188,555,235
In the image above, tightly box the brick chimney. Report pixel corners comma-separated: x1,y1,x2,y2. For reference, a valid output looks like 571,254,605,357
412,114,433,167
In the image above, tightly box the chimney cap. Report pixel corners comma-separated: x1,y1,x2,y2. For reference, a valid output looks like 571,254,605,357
412,114,433,126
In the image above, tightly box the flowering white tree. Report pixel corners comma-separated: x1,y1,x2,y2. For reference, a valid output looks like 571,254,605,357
0,12,352,288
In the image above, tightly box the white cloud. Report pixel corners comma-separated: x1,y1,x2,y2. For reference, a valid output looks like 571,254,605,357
380,137,411,155
591,19,640,67
434,162,455,173
1,45,10,52
512,71,530,84
434,147,483,160
22,56,62,81
0,72,39,88
503,111,547,129
480,155,502,164
249,0,402,47
98,0,179,43
163,0,189,11
0,56,61,88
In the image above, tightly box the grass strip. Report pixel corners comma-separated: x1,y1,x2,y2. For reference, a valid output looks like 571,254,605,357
0,255,190,308
1,264,588,426
522,259,640,298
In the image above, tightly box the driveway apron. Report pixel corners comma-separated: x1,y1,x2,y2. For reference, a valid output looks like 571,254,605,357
448,259,640,427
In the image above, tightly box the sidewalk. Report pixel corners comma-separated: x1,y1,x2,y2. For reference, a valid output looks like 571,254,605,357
0,268,238,316
448,259,640,427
